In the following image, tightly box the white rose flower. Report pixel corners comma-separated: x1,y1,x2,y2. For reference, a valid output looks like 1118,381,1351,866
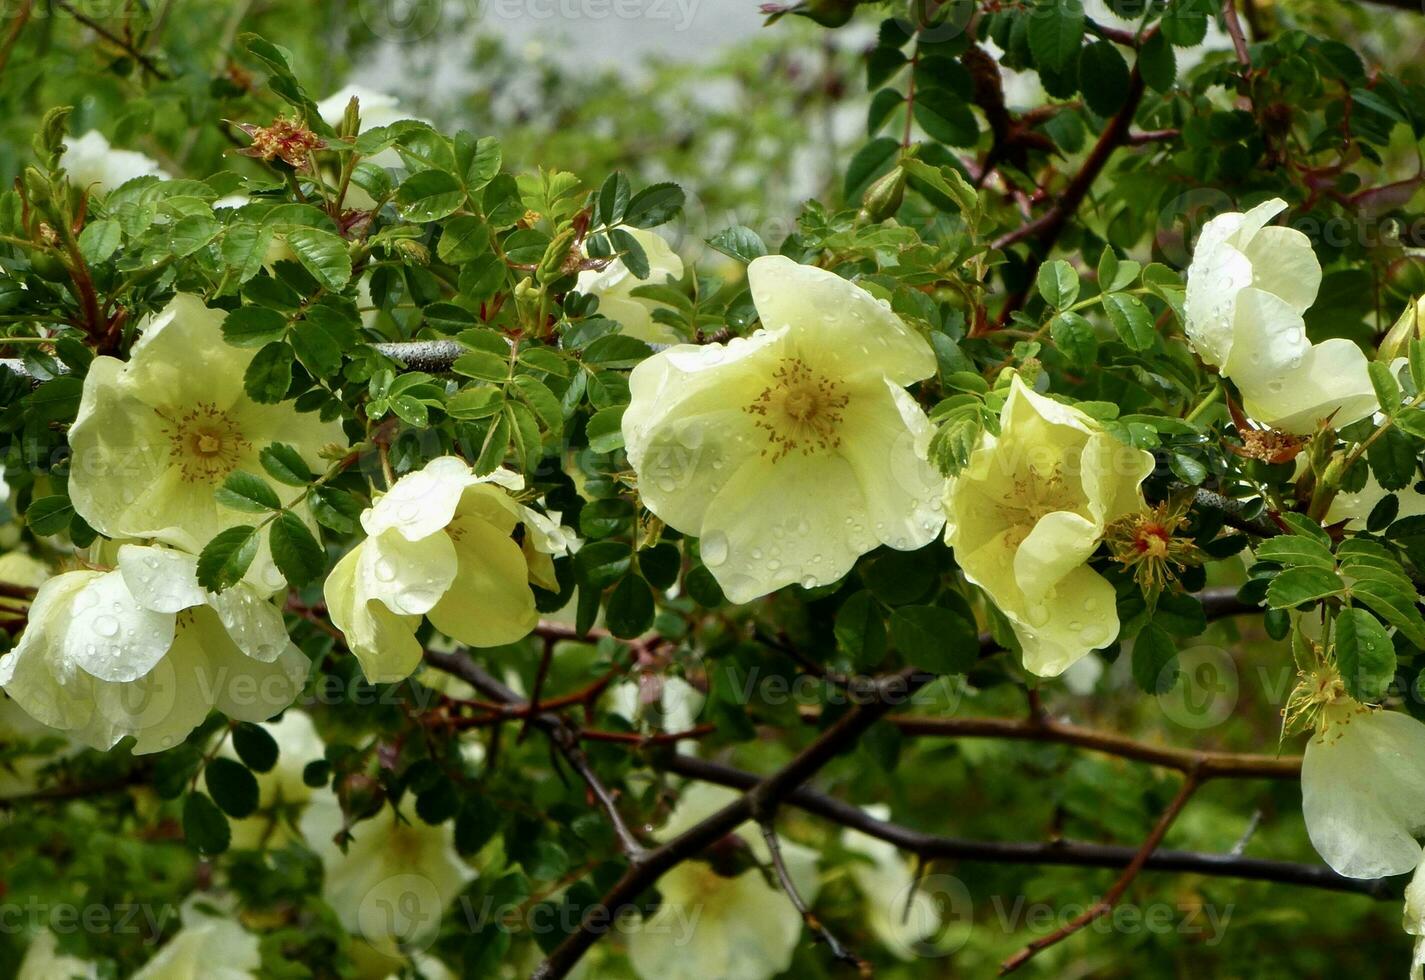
0,545,308,754
324,456,572,683
626,783,819,980
67,293,346,594
219,709,325,849
1301,704,1425,879
131,901,261,980
944,375,1155,677
621,255,945,603
17,929,97,980
576,227,686,344
1184,198,1377,434
62,130,169,196
1404,853,1425,978
300,790,474,960
1325,470,1425,532
842,807,939,958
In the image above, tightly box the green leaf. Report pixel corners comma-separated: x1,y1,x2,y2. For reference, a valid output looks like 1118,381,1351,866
1139,30,1177,92
1369,360,1402,415
291,318,344,376
1265,566,1345,608
259,443,315,486
232,722,279,773
1368,426,1417,491
1255,534,1336,570
244,342,295,404
221,223,275,284
575,541,632,589
913,87,978,147
182,792,231,855
1027,0,1085,73
835,591,887,669
606,575,654,638
437,215,490,263
78,219,122,263
197,525,262,592
216,471,282,513
623,182,684,228
1037,259,1080,310
1336,607,1396,702
270,511,324,586
285,227,352,290
397,169,466,222
205,757,259,819
1079,41,1131,116
706,225,767,264
311,486,364,534
889,605,979,674
586,406,627,453
1049,311,1098,368
1103,292,1155,350
26,495,75,536
1131,623,1179,694
222,307,287,348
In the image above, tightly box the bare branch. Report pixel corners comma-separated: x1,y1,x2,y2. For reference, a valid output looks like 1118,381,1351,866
758,820,870,975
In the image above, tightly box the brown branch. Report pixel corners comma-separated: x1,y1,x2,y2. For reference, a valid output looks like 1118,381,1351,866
820,711,1300,779
999,770,1203,974
424,650,649,864
660,754,1388,898
528,662,954,979
758,821,870,975
1222,0,1252,67
0,0,33,76
991,61,1149,326
54,0,172,81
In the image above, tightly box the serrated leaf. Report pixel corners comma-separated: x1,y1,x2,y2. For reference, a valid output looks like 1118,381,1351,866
1037,259,1080,310
259,443,315,486
285,227,352,290
1027,0,1085,73
232,722,279,773
244,342,295,404
1103,292,1155,350
1132,623,1179,694
835,591,887,669
26,495,75,536
197,524,261,592
270,511,324,586
1265,566,1344,608
705,225,767,264
623,182,684,228
1336,607,1396,702
1255,534,1336,570
182,792,230,855
216,470,281,513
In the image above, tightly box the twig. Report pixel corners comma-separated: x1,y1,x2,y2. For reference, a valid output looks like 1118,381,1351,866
999,770,1203,974
990,61,1149,326
423,650,648,863
0,0,33,75
660,755,1388,898
529,663,955,979
816,711,1301,780
759,820,870,975
518,635,557,744
54,0,172,81
1222,0,1252,67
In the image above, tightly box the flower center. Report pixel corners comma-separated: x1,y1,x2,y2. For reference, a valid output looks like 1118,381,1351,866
161,403,250,484
745,358,849,461
997,463,1077,547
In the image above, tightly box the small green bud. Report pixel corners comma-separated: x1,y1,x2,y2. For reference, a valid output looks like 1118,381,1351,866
33,106,72,173
1379,295,1425,363
537,226,577,285
858,165,906,223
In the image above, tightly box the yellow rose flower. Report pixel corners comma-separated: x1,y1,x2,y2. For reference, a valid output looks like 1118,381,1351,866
625,783,818,980
67,293,346,594
622,255,945,603
1184,198,1377,434
131,901,262,980
300,790,474,961
324,456,572,683
576,226,686,344
0,545,308,754
1301,704,1425,879
944,376,1155,677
